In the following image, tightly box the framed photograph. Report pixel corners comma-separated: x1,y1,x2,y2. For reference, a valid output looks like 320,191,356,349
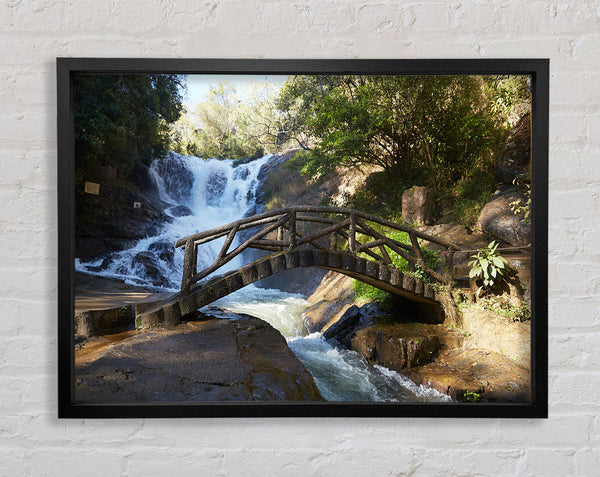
58,58,548,418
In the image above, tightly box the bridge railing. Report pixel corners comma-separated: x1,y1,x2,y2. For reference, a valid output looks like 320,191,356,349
175,206,461,294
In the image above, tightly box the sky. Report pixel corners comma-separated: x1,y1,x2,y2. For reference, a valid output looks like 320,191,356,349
182,74,287,109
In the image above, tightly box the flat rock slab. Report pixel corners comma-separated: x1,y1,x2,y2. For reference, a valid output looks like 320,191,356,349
75,314,323,403
407,348,531,402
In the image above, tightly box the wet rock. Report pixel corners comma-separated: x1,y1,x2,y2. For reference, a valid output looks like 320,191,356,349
322,305,363,348
153,152,195,204
148,241,176,263
234,167,250,180
169,205,193,217
99,257,113,270
75,316,323,403
131,251,164,284
75,195,173,260
402,186,433,225
75,152,196,260
477,186,530,246
206,169,228,206
257,150,295,183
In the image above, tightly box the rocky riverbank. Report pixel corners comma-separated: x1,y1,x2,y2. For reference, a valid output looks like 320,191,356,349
75,309,323,403
313,297,531,402
302,231,532,403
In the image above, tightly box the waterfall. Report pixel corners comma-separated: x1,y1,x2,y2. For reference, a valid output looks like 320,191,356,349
76,151,272,290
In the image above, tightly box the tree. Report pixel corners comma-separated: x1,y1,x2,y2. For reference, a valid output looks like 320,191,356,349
172,82,265,160
74,73,185,220
75,73,184,179
277,75,506,195
235,81,290,153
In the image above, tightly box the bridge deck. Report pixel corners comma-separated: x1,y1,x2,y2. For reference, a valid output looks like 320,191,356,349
135,250,455,329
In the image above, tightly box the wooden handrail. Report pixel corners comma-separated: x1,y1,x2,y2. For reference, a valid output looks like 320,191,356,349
176,206,462,293
176,206,460,250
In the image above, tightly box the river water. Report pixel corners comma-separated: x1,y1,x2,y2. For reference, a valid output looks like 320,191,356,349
76,152,450,403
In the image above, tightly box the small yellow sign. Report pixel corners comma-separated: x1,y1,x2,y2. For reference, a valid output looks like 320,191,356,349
84,181,100,195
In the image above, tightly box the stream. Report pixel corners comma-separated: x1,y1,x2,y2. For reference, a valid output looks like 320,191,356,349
76,152,451,403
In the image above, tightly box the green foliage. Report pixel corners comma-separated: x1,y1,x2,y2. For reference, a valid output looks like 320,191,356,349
477,295,531,322
280,75,508,197
343,172,408,219
484,75,531,120
460,391,482,403
468,241,508,290
445,165,497,228
353,280,395,309
509,176,531,224
353,225,442,304
75,74,184,171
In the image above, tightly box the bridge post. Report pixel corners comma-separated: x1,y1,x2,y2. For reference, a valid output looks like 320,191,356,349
348,213,356,253
288,211,297,249
444,250,454,283
330,232,337,251
181,238,195,295
277,226,284,251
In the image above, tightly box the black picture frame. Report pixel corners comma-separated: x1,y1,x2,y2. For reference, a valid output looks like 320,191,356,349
57,58,548,418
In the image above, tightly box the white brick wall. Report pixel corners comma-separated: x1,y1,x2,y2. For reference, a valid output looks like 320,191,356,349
1,0,598,475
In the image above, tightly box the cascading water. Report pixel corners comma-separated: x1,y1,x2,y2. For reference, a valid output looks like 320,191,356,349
76,151,271,290
76,151,451,403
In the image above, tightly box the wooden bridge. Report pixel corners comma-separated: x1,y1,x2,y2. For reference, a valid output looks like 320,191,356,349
135,206,462,328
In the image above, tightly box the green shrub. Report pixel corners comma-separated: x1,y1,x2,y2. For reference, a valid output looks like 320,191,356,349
509,175,531,225
468,241,508,291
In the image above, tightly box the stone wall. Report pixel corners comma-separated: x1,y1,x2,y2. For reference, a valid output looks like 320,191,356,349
1,1,599,475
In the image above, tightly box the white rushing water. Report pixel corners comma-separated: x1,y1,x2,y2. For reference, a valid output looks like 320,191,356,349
77,151,451,403
216,290,450,402
76,152,272,290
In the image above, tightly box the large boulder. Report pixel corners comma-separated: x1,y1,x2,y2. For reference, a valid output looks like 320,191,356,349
322,305,363,348
152,151,195,204
206,169,229,206
351,323,446,370
477,186,530,247
322,303,384,348
402,186,434,225
75,315,323,403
